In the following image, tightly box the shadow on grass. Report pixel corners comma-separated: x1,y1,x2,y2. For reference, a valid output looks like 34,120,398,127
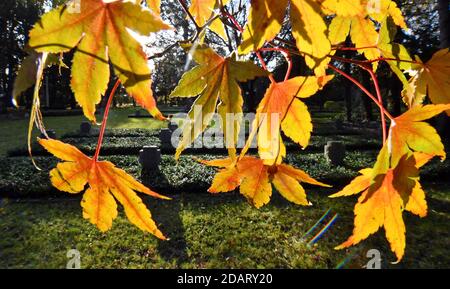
141,169,189,266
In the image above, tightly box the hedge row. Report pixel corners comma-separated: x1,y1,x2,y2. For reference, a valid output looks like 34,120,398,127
7,129,382,157
61,128,160,138
1,151,448,198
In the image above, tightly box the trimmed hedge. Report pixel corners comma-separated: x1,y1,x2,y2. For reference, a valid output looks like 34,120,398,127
1,151,449,198
61,128,159,138
7,128,382,157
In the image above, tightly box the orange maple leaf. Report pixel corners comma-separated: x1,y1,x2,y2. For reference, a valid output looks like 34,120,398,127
39,138,169,239
331,104,450,262
330,146,432,262
252,75,333,165
201,156,330,208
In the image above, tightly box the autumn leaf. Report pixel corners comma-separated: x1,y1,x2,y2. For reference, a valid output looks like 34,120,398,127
326,0,407,69
328,16,351,45
403,49,450,115
29,0,171,122
252,75,333,165
13,50,62,105
330,145,432,262
321,0,364,17
290,0,331,72
376,17,415,107
330,105,449,261
145,0,161,14
239,0,289,54
238,0,330,74
201,156,330,208
389,104,450,167
189,0,230,40
170,45,268,160
39,138,169,238
377,17,412,73
367,0,407,29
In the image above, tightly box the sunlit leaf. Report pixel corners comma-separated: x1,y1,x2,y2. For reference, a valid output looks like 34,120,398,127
29,0,171,122
39,138,169,238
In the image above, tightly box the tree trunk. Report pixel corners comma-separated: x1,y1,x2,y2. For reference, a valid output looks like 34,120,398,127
389,72,402,117
361,72,373,121
438,0,450,48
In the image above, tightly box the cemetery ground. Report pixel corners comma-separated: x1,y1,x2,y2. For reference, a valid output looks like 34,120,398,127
0,108,449,269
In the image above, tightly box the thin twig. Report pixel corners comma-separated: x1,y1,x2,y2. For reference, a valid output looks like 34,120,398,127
177,0,200,32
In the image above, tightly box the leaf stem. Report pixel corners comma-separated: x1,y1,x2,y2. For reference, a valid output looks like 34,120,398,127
93,79,121,162
331,45,377,51
260,47,293,81
367,69,387,144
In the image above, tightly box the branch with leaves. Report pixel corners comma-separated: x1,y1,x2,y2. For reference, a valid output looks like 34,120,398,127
12,0,450,262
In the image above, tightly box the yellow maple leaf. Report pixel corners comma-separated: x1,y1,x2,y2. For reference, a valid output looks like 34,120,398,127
145,0,161,14
328,16,351,45
39,138,169,238
330,145,433,262
29,0,171,122
322,0,364,17
290,0,331,71
252,75,333,165
189,0,230,40
170,45,268,160
238,0,330,74
330,104,449,262
403,49,450,115
239,0,289,54
376,17,415,107
326,0,407,69
389,104,450,167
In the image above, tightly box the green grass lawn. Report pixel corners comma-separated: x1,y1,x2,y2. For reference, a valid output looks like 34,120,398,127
0,184,448,269
0,108,167,156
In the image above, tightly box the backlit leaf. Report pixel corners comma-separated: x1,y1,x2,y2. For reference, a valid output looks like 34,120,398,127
389,104,450,167
29,0,171,122
253,75,333,165
202,156,329,208
170,45,267,160
39,138,169,238
403,49,450,115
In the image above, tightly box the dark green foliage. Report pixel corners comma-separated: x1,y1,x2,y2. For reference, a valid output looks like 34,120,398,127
1,150,449,198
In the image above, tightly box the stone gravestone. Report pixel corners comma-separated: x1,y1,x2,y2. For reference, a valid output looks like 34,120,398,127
80,121,92,135
159,128,173,149
139,146,161,171
40,129,56,139
324,141,346,166
168,122,178,132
